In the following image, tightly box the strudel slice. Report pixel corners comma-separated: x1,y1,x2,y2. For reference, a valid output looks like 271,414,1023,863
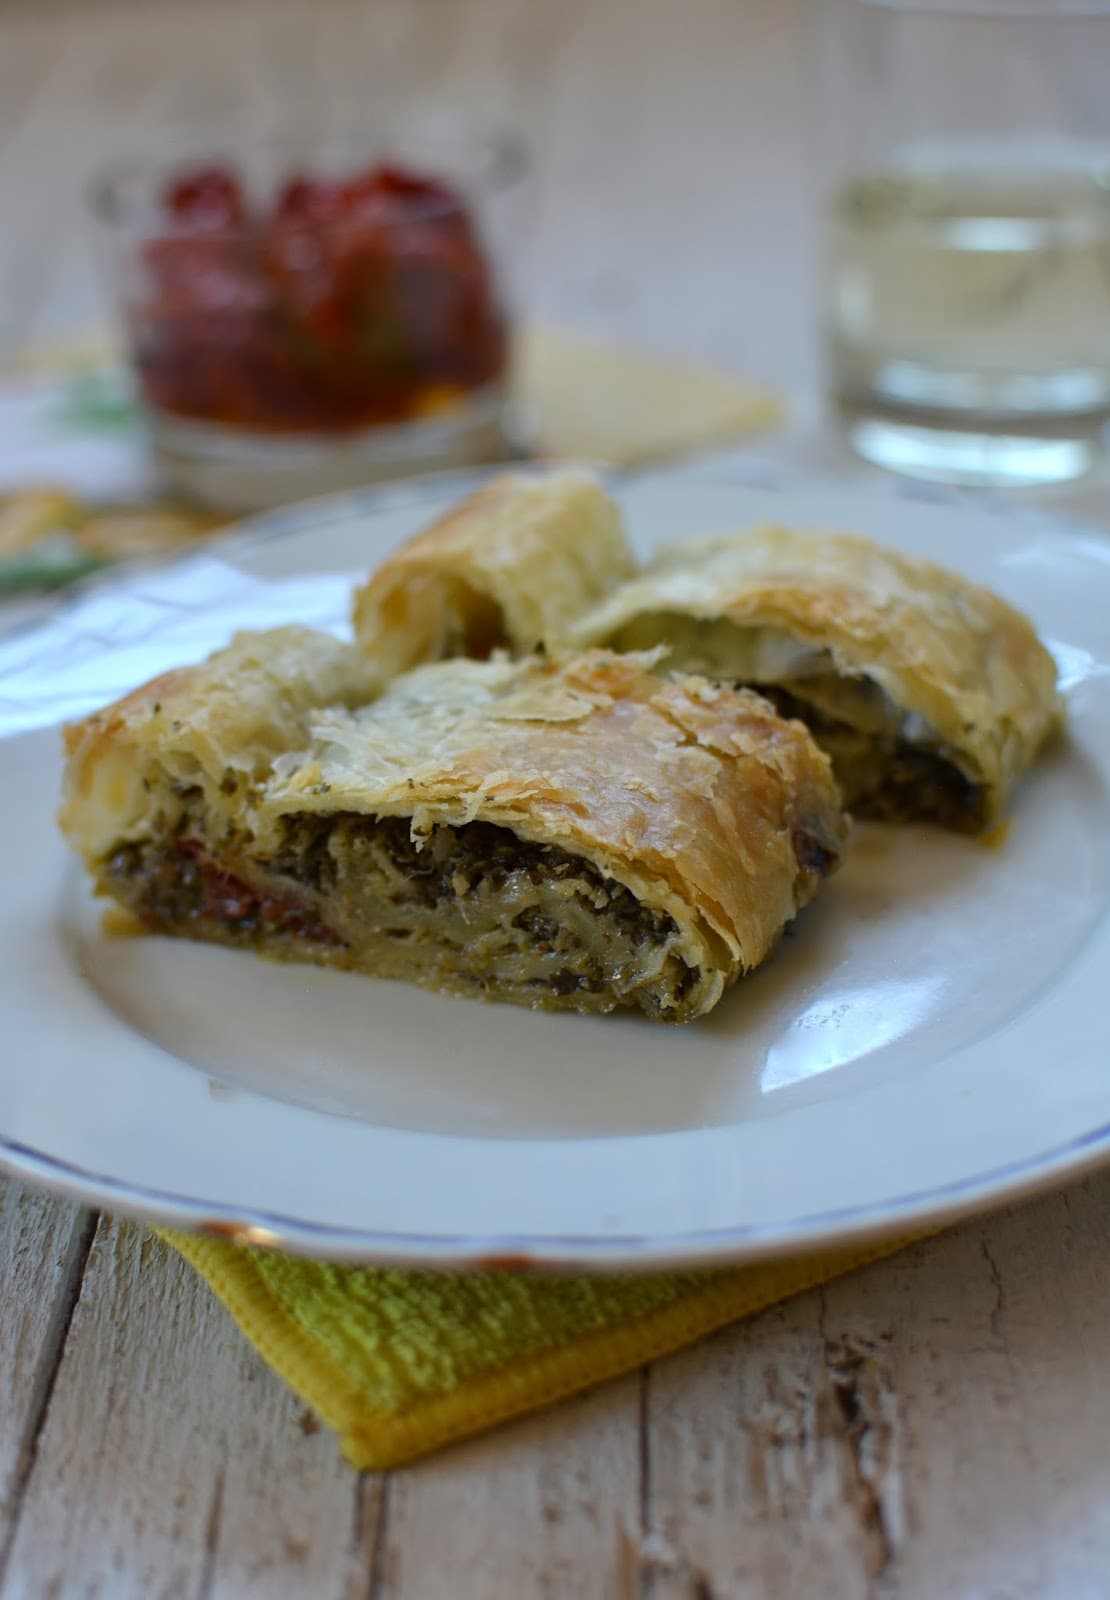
61,635,846,1022
566,526,1061,830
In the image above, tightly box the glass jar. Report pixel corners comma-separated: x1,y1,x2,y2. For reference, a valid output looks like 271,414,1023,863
92,127,530,510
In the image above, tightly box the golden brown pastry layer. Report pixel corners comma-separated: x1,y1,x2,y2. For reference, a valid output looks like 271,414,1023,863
351,469,635,678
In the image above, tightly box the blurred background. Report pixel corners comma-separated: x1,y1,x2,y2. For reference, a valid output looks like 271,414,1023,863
4,0,1110,562
0,0,811,385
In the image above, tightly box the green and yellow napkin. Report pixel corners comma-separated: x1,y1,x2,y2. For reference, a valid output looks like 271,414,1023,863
161,1228,912,1470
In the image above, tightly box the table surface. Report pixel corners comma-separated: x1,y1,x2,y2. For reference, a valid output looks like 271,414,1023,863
3,2,1110,1597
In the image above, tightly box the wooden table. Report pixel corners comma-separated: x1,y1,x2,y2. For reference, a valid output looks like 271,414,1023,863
3,3,1110,1595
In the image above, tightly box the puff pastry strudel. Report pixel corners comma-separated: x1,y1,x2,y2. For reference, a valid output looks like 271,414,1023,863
565,526,1061,830
61,635,846,1022
351,469,634,677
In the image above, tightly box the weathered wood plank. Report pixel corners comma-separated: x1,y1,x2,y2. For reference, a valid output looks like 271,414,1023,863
1,1221,377,1600
0,1178,92,1566
854,1179,1110,1600
11,1183,1110,1600
642,1287,886,1598
378,1379,641,1600
0,1210,646,1600
637,1174,1110,1600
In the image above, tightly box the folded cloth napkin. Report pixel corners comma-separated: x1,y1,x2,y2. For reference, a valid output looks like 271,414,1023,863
160,1228,915,1469
516,323,780,465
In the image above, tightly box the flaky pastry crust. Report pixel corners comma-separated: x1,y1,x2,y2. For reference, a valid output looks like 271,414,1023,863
351,469,634,676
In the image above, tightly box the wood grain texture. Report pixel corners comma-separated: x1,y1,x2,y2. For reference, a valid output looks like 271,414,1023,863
633,1187,1110,1600
6,1183,1110,1598
1,1221,381,1600
643,1291,897,1598
378,1379,640,1600
0,1181,92,1570
1,1,1109,1596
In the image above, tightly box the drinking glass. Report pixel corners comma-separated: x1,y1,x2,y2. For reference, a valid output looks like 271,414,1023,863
813,0,1110,488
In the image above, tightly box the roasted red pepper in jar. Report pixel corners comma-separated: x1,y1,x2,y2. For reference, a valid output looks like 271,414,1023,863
130,162,509,433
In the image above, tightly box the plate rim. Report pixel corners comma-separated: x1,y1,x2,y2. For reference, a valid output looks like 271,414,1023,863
1,1114,1108,1269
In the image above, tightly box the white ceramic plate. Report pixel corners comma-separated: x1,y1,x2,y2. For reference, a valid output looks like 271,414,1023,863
1,468,1108,1268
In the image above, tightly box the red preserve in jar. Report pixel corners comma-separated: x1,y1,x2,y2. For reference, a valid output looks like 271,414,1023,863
130,162,510,434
